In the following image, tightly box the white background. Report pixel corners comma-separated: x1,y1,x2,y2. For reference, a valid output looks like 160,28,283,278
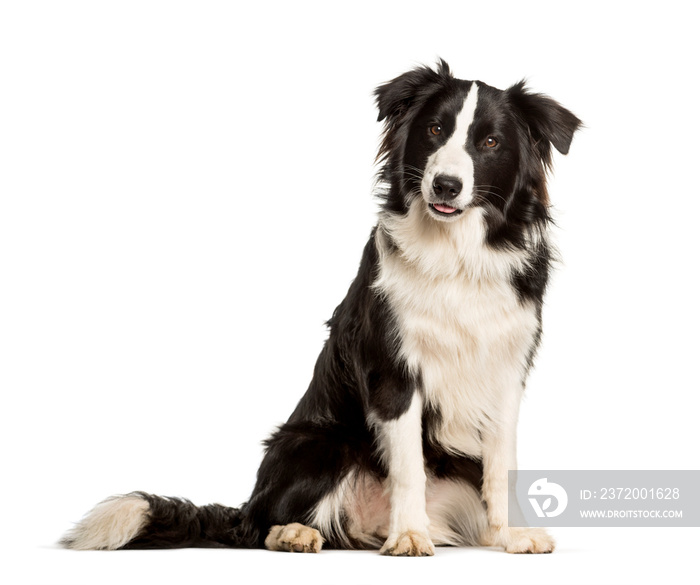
1,1,699,583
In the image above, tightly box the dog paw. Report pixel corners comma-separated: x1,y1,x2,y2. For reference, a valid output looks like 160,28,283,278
264,523,324,553
490,527,555,554
380,531,435,557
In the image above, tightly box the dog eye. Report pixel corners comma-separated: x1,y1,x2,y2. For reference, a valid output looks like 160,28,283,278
485,136,499,148
429,124,442,136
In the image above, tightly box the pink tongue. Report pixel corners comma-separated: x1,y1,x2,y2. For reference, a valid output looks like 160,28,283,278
433,203,457,214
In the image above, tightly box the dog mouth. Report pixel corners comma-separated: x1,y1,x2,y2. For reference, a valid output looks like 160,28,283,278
429,203,463,217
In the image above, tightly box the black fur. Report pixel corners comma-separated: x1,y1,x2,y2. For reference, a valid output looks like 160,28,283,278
62,61,580,552
120,493,245,549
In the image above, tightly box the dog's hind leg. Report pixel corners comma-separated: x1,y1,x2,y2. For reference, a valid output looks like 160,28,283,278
264,523,324,553
245,419,370,552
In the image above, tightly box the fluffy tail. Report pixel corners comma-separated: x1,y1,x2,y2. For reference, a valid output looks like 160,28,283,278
61,492,252,550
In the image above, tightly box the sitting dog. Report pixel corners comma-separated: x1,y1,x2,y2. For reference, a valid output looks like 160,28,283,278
62,60,580,556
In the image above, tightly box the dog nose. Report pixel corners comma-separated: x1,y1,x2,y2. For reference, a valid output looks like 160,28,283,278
432,175,462,199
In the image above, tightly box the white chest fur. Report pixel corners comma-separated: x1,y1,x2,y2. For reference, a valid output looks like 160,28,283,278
374,203,540,457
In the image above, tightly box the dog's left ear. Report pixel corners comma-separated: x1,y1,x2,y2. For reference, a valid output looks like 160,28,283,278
507,81,582,156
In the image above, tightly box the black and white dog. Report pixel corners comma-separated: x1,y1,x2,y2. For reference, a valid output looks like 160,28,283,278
62,61,580,556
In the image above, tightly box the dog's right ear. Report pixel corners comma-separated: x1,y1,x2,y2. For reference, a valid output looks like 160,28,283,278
375,60,452,122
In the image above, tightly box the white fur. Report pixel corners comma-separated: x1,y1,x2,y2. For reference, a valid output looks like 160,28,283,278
310,469,363,548
421,85,479,214
378,198,531,282
373,392,432,553
426,478,488,546
374,196,545,551
310,471,487,548
310,469,384,548
62,495,149,550
375,203,539,457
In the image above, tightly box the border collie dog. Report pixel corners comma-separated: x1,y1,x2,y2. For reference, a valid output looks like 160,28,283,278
62,61,580,556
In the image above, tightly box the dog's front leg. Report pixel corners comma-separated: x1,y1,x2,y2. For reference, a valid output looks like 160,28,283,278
481,389,555,554
374,391,434,556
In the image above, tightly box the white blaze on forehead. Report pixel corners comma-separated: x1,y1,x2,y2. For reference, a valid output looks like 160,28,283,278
421,83,479,208
446,83,479,160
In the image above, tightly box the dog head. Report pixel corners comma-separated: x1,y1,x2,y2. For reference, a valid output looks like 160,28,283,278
375,61,581,236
